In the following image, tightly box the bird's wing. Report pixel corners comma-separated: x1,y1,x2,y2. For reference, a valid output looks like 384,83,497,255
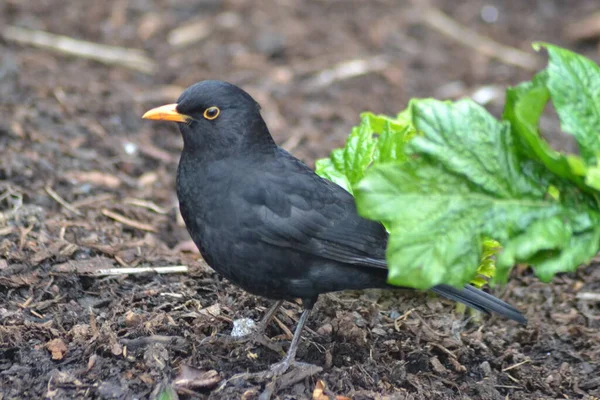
241,167,388,270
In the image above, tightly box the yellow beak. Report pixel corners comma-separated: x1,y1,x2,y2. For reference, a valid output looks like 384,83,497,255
142,103,191,123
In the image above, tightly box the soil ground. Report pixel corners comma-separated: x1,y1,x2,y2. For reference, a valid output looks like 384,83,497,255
1,0,600,399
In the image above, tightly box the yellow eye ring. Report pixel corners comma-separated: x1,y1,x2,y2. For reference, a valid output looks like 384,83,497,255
203,106,220,120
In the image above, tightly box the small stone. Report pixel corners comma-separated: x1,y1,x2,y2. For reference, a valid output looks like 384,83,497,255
69,324,90,342
371,327,387,336
231,318,256,338
124,311,143,327
480,360,492,377
98,381,125,399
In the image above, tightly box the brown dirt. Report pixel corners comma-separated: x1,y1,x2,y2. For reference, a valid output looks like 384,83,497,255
1,0,600,399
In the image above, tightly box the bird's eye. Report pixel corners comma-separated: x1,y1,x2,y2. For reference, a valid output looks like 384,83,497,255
203,106,220,120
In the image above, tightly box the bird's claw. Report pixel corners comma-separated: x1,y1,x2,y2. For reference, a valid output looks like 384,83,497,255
241,330,285,355
268,358,319,377
225,359,321,386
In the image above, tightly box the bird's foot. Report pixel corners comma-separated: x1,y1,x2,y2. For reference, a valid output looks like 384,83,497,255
223,358,322,388
206,329,284,355
267,358,320,378
239,329,285,355
217,361,322,398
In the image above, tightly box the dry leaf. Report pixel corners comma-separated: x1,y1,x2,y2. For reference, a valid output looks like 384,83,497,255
198,303,221,317
46,338,68,360
313,380,326,400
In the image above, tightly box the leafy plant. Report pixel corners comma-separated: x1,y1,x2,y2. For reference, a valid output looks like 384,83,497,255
316,43,600,290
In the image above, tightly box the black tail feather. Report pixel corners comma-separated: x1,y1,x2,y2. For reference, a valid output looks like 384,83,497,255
431,284,527,324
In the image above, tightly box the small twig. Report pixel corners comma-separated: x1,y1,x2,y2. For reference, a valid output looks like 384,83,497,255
419,6,541,71
272,316,294,340
18,224,35,251
0,227,14,236
160,292,184,299
502,359,531,372
576,292,600,301
18,296,34,309
124,198,170,214
101,208,157,232
505,373,521,384
2,26,156,74
94,265,188,276
494,384,522,389
45,185,82,216
430,342,457,359
302,55,390,92
114,255,130,268
394,308,415,331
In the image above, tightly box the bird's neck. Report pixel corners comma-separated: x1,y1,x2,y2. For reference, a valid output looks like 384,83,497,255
183,116,276,162
249,118,277,150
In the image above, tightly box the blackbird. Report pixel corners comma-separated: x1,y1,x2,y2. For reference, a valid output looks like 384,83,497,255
143,80,526,375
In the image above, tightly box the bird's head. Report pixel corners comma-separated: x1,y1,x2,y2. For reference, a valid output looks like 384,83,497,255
143,80,273,155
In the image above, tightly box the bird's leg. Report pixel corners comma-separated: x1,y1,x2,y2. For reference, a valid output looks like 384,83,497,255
221,302,322,390
267,306,314,376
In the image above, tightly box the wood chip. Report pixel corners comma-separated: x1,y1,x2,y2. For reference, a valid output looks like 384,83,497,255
198,303,221,318
312,380,326,400
168,20,212,48
47,338,68,360
65,171,121,189
173,366,221,390
430,356,448,374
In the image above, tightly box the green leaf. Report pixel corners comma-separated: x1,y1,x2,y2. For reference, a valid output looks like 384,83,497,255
155,384,178,400
375,120,413,164
585,162,600,191
343,119,378,185
362,111,406,134
503,72,588,187
535,42,600,163
355,99,600,289
315,112,412,191
532,227,600,281
314,157,352,193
